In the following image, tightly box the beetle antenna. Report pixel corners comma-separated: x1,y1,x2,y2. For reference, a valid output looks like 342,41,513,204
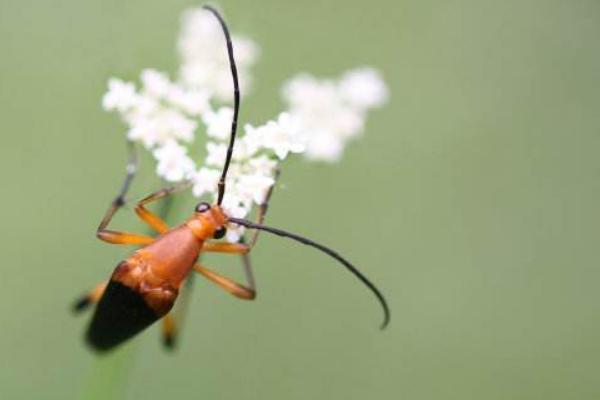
202,5,240,206
229,218,391,329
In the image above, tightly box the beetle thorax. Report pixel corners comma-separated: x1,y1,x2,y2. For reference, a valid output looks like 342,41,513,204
186,205,227,240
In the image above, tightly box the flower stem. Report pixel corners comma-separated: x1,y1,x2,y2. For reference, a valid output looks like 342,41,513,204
81,342,139,400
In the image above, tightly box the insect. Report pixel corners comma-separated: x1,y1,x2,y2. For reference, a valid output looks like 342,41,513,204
73,5,390,352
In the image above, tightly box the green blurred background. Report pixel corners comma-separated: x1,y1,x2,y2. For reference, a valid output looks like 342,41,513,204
2,0,600,399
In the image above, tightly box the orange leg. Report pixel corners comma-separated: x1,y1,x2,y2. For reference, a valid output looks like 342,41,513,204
201,241,256,297
97,229,155,245
193,263,255,300
134,181,191,234
97,201,155,245
162,314,177,348
72,281,108,313
201,242,249,254
98,180,191,244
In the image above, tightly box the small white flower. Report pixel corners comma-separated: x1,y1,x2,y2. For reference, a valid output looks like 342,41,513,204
339,68,388,109
127,107,197,149
247,155,278,176
153,141,196,182
230,36,260,70
205,141,228,167
241,123,265,154
124,94,159,121
327,105,365,139
221,193,251,218
225,225,245,243
220,192,253,242
167,85,210,116
238,172,275,204
192,167,220,198
203,107,233,140
102,78,138,112
141,69,172,99
260,113,305,159
282,74,339,111
231,136,257,161
303,131,344,162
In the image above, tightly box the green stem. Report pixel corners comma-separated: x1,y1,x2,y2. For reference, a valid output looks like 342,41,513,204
81,342,138,400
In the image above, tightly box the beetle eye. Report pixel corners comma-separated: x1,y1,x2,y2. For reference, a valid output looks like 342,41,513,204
214,227,226,239
195,202,211,213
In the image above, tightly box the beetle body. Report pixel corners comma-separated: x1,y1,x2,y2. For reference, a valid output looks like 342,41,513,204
87,206,226,351
76,5,389,353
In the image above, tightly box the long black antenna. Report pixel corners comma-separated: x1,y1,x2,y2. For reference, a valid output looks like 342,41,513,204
203,5,240,205
229,218,391,329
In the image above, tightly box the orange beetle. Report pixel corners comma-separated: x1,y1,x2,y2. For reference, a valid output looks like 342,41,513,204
74,5,389,352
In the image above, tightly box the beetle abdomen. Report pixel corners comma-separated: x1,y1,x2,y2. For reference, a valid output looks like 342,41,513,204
87,280,166,351
86,258,179,352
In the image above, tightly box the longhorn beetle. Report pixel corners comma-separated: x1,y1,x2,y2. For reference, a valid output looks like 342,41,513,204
74,5,390,352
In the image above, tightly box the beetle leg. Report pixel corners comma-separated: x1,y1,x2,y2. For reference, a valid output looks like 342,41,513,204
161,314,177,349
97,198,155,245
193,263,255,300
245,167,280,248
97,230,155,245
160,275,194,350
134,181,191,234
72,281,108,313
201,242,249,254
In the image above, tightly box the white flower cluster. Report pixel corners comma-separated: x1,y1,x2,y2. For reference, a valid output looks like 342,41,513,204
103,70,208,183
282,68,388,162
101,7,388,242
192,111,305,242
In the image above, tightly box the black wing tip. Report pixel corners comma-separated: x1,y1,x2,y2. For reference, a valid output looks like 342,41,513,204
85,335,115,353
85,281,161,352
